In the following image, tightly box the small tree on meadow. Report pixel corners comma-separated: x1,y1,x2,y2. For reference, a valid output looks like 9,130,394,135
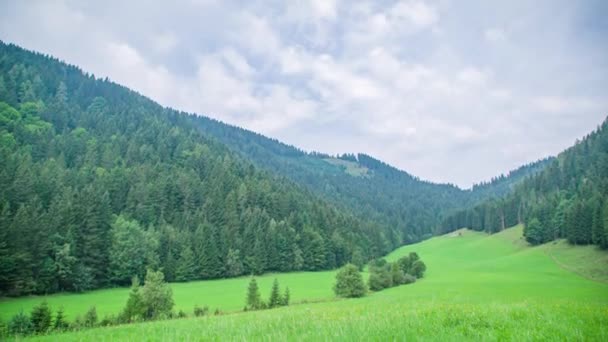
334,263,366,298
268,278,281,308
121,276,145,322
53,307,68,331
8,311,32,336
30,301,52,334
246,277,262,310
83,306,98,327
141,269,174,320
281,287,290,306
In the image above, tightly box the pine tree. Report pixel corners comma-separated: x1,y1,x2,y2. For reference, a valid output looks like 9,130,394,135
121,277,144,322
246,277,262,310
175,247,196,282
281,287,290,306
53,307,68,331
268,278,281,308
30,301,52,334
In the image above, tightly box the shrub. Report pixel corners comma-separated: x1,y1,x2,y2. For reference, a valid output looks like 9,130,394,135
83,306,98,328
30,301,52,334
411,260,427,278
391,263,406,285
194,305,209,317
334,263,366,298
177,310,187,319
368,264,393,291
8,311,32,336
99,315,119,327
403,274,417,284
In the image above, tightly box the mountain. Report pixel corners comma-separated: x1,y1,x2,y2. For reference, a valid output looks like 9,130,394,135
440,118,608,249
190,114,552,242
0,42,398,296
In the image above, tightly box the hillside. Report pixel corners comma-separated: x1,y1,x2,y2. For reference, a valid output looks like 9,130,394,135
441,117,608,249
192,115,551,243
0,41,397,297
8,225,607,340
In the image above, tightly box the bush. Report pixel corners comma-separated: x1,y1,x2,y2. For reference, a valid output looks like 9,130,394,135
8,311,32,336
368,264,393,291
403,274,417,284
177,310,187,319
83,306,98,328
193,305,209,317
411,260,427,278
30,301,52,334
334,263,366,298
99,315,119,327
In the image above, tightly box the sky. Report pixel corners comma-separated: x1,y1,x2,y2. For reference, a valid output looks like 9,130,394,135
1,0,607,188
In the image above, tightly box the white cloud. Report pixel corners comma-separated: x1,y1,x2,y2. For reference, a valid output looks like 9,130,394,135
1,0,606,187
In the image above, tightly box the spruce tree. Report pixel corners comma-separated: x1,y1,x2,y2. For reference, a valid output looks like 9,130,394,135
281,287,290,306
246,277,262,310
30,301,52,333
53,307,68,331
268,278,281,308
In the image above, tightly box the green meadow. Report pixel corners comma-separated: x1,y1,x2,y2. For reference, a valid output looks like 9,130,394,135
4,225,608,340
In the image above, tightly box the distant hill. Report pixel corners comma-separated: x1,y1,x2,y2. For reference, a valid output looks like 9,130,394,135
441,117,608,250
191,114,552,243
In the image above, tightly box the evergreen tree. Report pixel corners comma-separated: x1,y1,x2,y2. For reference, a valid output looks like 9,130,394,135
53,307,68,331
268,278,281,308
175,247,196,282
281,287,290,306
30,301,52,334
246,277,262,310
121,277,144,322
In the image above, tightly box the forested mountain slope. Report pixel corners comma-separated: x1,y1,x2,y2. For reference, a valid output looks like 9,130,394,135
191,116,552,242
0,42,397,296
441,118,608,249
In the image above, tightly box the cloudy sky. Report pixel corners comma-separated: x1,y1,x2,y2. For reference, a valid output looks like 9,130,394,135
1,0,607,187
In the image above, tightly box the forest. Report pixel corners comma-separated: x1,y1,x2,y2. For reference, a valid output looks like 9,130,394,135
0,42,396,296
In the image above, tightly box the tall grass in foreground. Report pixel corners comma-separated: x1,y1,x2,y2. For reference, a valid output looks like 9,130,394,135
26,301,608,341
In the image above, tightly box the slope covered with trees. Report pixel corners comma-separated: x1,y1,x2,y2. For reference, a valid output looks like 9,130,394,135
0,42,397,296
440,118,608,249
190,114,550,244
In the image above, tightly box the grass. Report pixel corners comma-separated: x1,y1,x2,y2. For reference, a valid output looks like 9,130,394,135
323,157,370,177
4,225,608,341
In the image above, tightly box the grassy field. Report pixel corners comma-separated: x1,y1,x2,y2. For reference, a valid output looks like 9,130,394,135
4,225,608,340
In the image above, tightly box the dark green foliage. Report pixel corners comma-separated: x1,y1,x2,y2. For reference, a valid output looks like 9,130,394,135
30,301,52,333
193,305,209,317
524,218,544,245
246,277,262,310
8,311,32,335
177,310,187,319
333,263,366,298
268,278,281,308
411,260,427,279
140,269,174,320
370,254,425,292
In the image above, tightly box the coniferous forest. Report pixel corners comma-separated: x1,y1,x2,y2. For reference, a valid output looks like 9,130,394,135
0,42,396,296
